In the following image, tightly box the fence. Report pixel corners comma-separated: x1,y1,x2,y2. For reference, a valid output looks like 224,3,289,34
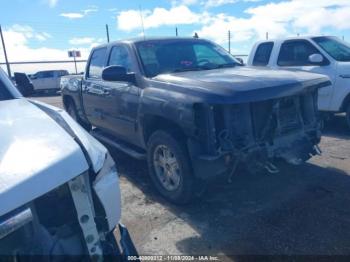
0,60,87,76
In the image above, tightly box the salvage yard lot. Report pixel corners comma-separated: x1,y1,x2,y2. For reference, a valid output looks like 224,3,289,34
33,95,350,258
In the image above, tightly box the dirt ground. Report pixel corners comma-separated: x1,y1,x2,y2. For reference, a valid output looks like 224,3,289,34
33,95,350,259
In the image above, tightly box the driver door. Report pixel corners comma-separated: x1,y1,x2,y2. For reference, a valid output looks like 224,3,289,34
100,44,140,144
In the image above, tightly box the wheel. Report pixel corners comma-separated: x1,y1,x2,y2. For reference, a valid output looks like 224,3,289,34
66,101,92,131
346,103,350,130
147,130,196,204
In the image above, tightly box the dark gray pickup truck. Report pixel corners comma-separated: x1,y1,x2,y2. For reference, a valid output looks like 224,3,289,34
61,37,331,204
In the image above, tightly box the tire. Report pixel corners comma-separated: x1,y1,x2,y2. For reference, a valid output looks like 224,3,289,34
147,130,196,204
66,101,92,131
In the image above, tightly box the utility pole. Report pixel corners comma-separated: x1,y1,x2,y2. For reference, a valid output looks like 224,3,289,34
228,30,231,54
106,24,110,43
0,25,11,77
73,54,78,74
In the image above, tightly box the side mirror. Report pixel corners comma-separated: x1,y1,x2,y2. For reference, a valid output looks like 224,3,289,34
102,66,136,83
308,54,324,64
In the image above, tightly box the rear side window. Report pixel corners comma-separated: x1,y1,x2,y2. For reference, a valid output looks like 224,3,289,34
278,40,322,66
36,71,55,78
253,42,274,66
88,47,107,78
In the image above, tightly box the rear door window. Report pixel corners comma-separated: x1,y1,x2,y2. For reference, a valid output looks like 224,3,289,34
253,42,274,66
278,40,322,66
88,47,107,79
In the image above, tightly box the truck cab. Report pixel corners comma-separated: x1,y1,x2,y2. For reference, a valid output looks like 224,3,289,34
31,70,69,93
248,36,350,128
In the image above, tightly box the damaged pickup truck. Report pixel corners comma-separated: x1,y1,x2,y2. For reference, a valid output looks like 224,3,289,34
61,37,331,204
0,68,137,260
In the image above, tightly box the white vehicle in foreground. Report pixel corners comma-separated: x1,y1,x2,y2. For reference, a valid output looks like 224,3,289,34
248,36,350,128
0,68,137,260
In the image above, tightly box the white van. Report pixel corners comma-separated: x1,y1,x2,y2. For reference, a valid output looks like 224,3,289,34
31,70,68,93
248,36,350,128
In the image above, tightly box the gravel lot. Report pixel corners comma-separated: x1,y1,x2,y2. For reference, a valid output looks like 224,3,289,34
33,95,350,259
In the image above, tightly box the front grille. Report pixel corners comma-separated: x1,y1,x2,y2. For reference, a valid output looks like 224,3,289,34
250,96,302,141
277,97,301,134
214,95,311,151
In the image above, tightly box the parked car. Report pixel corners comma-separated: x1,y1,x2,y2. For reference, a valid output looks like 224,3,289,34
0,68,137,259
247,36,350,128
31,70,69,93
13,72,34,97
61,37,330,204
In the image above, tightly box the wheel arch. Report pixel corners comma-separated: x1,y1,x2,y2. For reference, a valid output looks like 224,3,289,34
62,95,75,111
142,114,187,145
341,92,350,112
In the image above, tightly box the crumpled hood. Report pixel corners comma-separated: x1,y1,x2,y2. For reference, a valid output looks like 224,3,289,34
152,66,331,103
0,99,105,216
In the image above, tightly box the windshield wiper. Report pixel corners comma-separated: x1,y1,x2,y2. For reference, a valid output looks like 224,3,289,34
173,67,209,73
172,63,236,73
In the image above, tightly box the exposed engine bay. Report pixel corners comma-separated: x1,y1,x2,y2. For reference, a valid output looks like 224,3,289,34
194,88,321,176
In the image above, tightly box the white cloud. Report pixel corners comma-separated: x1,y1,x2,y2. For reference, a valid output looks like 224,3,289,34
171,0,198,6
204,0,237,8
60,13,85,19
195,0,350,46
0,25,91,74
60,6,98,19
117,5,203,31
6,25,52,42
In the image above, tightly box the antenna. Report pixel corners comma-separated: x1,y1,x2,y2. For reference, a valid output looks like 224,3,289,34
139,5,146,40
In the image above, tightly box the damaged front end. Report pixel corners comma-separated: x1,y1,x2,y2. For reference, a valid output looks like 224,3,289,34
189,88,322,179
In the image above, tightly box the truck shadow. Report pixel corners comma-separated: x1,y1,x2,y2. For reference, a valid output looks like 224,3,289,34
323,114,350,139
108,147,350,256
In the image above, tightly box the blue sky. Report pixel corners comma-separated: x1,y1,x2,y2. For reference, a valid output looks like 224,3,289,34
1,0,350,73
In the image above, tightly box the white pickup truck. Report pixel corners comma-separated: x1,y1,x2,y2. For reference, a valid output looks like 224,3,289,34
30,70,69,93
0,68,137,260
247,36,350,128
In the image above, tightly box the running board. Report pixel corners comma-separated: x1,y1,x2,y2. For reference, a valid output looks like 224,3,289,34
91,129,146,160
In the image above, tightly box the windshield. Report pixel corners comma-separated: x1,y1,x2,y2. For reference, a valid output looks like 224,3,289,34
136,39,239,77
313,36,350,62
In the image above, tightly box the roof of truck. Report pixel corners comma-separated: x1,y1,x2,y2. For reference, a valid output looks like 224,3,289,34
92,37,210,49
254,35,336,45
